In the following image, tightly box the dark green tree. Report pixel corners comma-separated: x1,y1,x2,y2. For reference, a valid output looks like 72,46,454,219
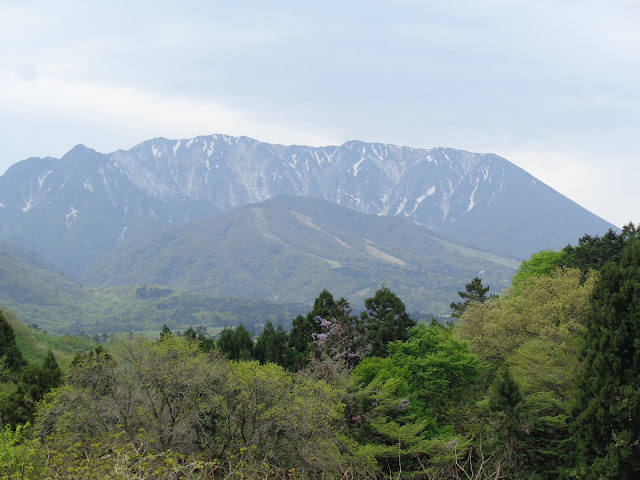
310,298,367,368
217,325,254,361
43,349,62,390
254,320,288,366
4,350,62,426
0,309,26,374
483,364,525,476
285,290,336,370
197,331,216,352
183,326,197,342
450,277,496,318
160,324,173,340
563,223,640,274
360,286,415,357
571,238,640,478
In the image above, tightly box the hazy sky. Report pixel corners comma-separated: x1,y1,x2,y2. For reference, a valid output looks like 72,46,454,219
1,0,638,227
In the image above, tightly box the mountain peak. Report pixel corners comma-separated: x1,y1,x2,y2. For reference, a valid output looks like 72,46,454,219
0,135,616,278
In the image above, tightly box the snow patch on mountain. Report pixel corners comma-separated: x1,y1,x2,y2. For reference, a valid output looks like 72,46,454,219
65,206,78,228
22,198,33,212
352,156,365,177
468,182,479,212
396,198,408,215
38,170,53,187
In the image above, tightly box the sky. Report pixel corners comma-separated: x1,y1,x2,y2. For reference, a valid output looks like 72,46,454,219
1,0,638,228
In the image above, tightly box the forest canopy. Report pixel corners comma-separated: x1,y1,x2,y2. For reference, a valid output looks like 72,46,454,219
1,226,640,478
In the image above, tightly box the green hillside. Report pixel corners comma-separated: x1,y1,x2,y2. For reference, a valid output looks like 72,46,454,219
0,239,307,335
84,196,518,313
2,308,96,369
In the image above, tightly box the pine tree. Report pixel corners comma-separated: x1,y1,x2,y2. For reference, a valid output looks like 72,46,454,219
572,239,640,478
450,277,496,318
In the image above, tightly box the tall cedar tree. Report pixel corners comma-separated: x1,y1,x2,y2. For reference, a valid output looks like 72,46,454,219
5,350,62,426
217,324,253,361
0,310,26,374
360,286,415,357
450,277,496,318
254,320,288,366
572,238,640,478
488,364,524,474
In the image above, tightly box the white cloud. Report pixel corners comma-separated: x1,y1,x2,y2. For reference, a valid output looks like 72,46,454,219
0,73,338,166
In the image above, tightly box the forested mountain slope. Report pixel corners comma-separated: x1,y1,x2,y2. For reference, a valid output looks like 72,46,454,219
84,196,518,313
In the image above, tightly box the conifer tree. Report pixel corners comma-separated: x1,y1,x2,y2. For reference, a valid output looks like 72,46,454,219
43,349,62,390
0,310,26,374
254,320,288,366
450,277,496,318
361,286,415,357
160,324,173,340
285,290,336,370
572,239,640,478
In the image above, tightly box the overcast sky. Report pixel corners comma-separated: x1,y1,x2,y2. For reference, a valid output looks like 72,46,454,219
1,0,638,227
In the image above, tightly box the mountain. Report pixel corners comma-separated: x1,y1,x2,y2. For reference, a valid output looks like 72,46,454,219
0,135,616,280
84,196,519,313
0,238,307,335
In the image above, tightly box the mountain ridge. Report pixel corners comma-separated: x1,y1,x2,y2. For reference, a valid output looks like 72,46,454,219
0,134,616,279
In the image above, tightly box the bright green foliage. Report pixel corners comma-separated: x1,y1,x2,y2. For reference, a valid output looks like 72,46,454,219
350,323,482,476
510,250,567,295
456,267,594,363
216,324,254,360
253,320,288,366
30,336,363,479
450,276,497,317
456,267,595,476
572,239,640,478
387,323,484,418
360,286,416,357
0,309,26,374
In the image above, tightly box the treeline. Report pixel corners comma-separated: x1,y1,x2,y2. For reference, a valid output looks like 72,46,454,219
1,225,640,478
170,286,415,372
